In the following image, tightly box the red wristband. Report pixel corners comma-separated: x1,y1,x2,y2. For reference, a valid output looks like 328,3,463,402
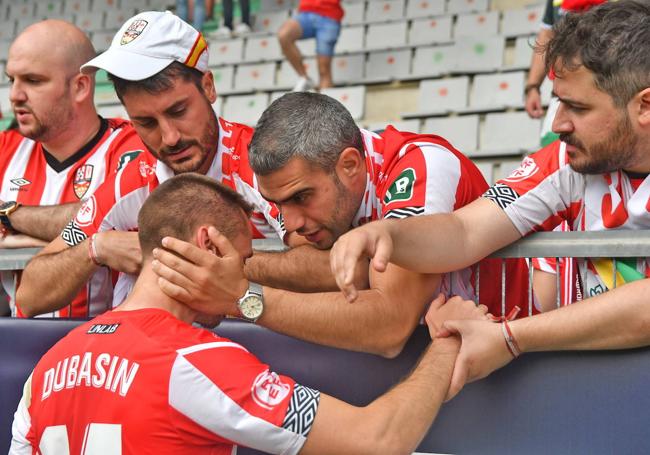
501,320,521,358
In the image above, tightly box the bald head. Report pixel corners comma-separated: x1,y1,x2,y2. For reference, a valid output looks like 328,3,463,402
10,20,95,75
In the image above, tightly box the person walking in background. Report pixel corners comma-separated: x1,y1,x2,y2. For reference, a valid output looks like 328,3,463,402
176,0,206,32
211,0,252,38
277,0,343,91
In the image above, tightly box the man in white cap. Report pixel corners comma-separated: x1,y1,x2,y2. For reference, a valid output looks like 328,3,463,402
17,11,285,317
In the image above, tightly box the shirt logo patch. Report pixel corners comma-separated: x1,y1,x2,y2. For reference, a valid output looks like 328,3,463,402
121,19,148,45
139,161,156,178
502,156,539,183
116,150,143,171
87,323,120,334
75,196,96,227
73,164,94,199
10,178,31,187
384,168,416,204
251,370,290,410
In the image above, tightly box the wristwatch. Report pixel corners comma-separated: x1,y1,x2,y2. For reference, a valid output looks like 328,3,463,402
0,201,21,232
237,282,264,322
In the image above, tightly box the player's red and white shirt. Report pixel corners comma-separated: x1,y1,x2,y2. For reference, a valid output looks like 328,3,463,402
357,126,529,316
11,308,319,454
61,117,284,306
298,0,344,22
0,118,146,318
484,139,650,300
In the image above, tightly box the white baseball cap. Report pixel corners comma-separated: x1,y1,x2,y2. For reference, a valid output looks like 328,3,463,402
81,11,209,81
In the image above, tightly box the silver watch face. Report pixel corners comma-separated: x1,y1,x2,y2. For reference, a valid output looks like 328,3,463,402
240,295,263,320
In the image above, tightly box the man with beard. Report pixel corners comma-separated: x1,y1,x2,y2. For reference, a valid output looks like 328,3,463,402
149,91,526,357
17,12,284,317
328,0,650,393
1,20,145,317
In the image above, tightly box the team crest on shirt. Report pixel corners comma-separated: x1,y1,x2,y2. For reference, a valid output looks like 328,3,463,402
73,164,94,199
75,196,96,227
120,19,148,45
139,161,156,177
9,178,30,191
384,168,416,204
251,370,290,410
502,156,539,183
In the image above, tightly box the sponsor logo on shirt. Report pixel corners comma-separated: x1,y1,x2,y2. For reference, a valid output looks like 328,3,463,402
116,150,143,171
9,178,30,191
251,370,290,410
384,168,416,204
75,196,96,227
73,164,94,199
502,156,539,183
87,323,120,334
121,19,148,45
139,161,156,178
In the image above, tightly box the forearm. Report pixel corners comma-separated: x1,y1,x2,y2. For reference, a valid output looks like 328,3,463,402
260,286,424,357
246,245,369,292
360,337,459,453
527,28,553,87
9,202,82,240
16,241,97,317
514,279,650,352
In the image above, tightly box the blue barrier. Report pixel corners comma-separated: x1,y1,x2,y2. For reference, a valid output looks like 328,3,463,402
1,318,649,454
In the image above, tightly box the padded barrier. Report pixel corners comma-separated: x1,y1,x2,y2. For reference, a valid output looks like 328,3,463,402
1,317,649,454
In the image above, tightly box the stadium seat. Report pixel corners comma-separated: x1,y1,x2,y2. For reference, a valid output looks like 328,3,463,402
258,0,296,13
296,37,317,57
97,103,129,119
332,53,365,85
7,2,35,21
408,15,453,46
233,62,277,91
105,9,136,30
336,26,365,54
454,10,499,38
500,4,545,37
0,23,15,41
91,30,116,52
365,49,411,83
75,11,105,32
364,0,406,23
365,20,408,51
479,111,541,156
409,44,456,79
452,35,505,73
212,66,236,94
63,0,92,15
94,83,120,106
252,10,289,34
422,114,479,154
366,119,421,133
341,1,365,25
208,38,245,65
35,2,63,19
0,85,12,115
244,35,284,62
446,0,489,14
462,71,525,112
473,160,495,183
405,0,446,19
507,34,536,71
93,0,122,12
222,93,269,125
402,76,470,118
276,58,319,90
321,85,366,120
213,96,223,116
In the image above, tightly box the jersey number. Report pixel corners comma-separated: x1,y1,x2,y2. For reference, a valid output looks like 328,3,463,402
40,424,121,454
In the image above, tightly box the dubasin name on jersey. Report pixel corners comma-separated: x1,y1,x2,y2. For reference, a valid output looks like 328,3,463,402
42,352,140,400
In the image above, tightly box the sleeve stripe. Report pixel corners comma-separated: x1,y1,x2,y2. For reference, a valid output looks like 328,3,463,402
384,207,425,219
282,384,320,437
176,341,249,356
169,355,306,455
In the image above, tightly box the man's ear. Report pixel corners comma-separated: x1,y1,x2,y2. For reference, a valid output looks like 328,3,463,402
196,225,217,254
635,88,650,128
336,147,364,182
72,72,93,104
201,71,218,104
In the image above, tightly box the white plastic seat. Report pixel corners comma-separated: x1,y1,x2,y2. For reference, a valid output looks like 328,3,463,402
365,49,411,82
253,10,289,34
0,85,11,116
244,36,283,62
276,58,319,89
212,66,235,94
342,2,365,25
479,111,542,155
7,2,35,21
365,21,408,51
405,0,445,18
402,76,469,118
332,54,365,84
97,104,129,119
367,119,421,133
64,0,92,15
321,85,366,120
105,9,136,30
258,0,296,12
501,4,544,37
233,62,277,91
365,0,405,23
454,11,499,38
336,26,365,54
452,35,505,73
507,35,536,70
446,0,488,14
408,15,453,46
208,38,244,65
93,0,122,12
35,2,63,18
91,30,116,52
422,114,479,153
222,93,269,126
410,44,456,78
296,38,316,57
465,71,525,111
75,11,105,32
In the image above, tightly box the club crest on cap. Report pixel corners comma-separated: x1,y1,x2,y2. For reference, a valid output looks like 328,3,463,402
121,19,148,45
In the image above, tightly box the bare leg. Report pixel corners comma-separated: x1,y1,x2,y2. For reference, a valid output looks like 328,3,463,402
278,19,307,77
317,54,333,88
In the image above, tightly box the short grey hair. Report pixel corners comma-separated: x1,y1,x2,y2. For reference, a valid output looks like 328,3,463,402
545,0,650,107
249,92,364,175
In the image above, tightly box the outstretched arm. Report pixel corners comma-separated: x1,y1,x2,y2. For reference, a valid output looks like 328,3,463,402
301,337,460,455
331,198,522,301
3,201,82,241
439,278,650,399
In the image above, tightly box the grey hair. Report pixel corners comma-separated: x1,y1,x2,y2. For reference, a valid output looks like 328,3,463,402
249,92,364,175
544,0,650,107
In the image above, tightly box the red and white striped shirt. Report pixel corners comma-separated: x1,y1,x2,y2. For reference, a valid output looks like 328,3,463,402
11,308,319,454
1,118,146,318
62,117,284,306
359,126,529,317
484,140,650,301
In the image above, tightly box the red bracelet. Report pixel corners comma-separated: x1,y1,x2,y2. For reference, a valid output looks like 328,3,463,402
501,320,521,358
88,234,102,266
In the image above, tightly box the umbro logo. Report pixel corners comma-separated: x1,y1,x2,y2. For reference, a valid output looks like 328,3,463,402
10,178,30,191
